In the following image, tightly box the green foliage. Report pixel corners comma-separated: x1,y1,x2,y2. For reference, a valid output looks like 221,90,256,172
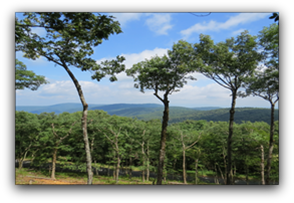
244,24,279,104
15,59,48,90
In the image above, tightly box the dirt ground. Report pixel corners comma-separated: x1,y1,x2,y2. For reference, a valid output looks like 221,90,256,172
17,176,186,185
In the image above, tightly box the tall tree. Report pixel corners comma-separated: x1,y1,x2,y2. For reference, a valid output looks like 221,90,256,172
126,42,196,184
244,24,279,184
16,12,125,184
15,59,48,90
186,31,262,184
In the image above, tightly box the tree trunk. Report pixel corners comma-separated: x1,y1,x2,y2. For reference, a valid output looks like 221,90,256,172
146,141,150,182
195,159,199,185
183,148,187,184
266,103,275,185
217,163,225,184
129,157,133,179
62,63,92,184
94,160,99,176
156,96,169,185
260,144,265,185
246,164,249,185
18,159,24,170
227,90,237,185
214,163,219,184
141,141,146,182
172,159,177,179
51,148,57,180
116,155,120,184
222,145,227,185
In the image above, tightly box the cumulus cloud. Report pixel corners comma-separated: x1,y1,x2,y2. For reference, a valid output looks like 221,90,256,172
181,13,269,39
145,13,173,35
96,47,169,81
109,13,143,27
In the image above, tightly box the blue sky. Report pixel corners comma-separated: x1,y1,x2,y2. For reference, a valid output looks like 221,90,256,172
15,12,277,108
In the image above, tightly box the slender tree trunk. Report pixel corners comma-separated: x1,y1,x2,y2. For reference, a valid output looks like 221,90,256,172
51,148,57,179
266,103,276,185
222,145,227,185
116,155,120,184
214,163,219,184
156,96,169,185
227,90,237,185
261,144,265,185
217,163,225,183
183,148,187,184
94,160,99,176
62,63,92,184
146,141,150,182
195,159,199,185
129,157,133,179
172,159,177,179
246,164,249,185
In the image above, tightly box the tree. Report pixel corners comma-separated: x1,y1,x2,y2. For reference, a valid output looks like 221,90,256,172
170,120,204,184
16,12,125,184
50,113,77,179
15,59,48,90
244,24,279,184
187,31,262,184
15,111,40,169
100,116,131,183
126,42,196,184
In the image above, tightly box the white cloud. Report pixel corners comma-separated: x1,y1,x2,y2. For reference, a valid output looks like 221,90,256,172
232,28,246,36
96,47,169,81
145,13,173,35
109,13,143,27
181,13,269,39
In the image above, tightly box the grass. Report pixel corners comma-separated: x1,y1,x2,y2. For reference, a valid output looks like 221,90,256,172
15,167,215,185
15,158,218,185
18,159,270,185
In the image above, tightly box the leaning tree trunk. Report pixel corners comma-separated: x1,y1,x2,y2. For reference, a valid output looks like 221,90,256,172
227,90,237,185
266,103,276,185
62,63,93,184
156,94,169,185
260,144,265,185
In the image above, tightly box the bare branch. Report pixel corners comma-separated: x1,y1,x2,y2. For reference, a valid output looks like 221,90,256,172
189,12,211,17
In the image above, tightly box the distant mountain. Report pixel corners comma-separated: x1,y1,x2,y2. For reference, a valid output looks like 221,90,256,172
15,103,278,124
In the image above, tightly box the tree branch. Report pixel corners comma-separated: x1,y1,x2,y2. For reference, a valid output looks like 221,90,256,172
154,92,164,103
186,133,202,150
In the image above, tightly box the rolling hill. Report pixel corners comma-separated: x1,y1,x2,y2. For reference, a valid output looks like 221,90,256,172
15,103,278,124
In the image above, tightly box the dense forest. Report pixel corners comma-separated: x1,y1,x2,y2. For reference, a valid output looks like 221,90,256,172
15,110,279,184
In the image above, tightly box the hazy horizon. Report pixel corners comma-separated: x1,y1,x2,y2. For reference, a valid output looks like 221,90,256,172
15,102,278,109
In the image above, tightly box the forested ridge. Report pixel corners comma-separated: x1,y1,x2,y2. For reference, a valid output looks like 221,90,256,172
15,110,279,184
16,103,279,125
